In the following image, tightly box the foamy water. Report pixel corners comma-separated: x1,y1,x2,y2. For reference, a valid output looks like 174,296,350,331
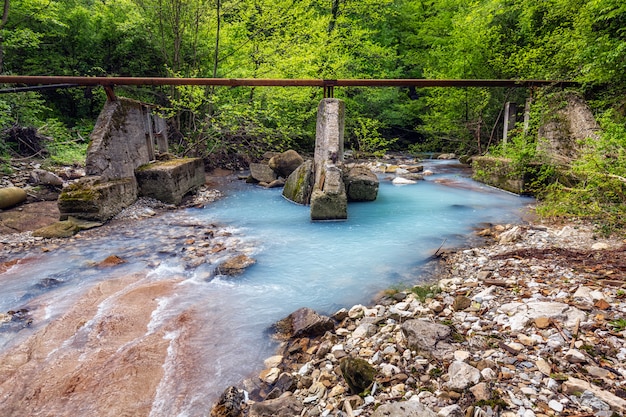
0,160,532,416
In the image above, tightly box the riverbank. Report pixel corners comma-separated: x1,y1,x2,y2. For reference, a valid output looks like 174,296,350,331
222,220,626,417
2,162,625,417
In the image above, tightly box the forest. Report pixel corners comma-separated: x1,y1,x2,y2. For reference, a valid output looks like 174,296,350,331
1,0,626,229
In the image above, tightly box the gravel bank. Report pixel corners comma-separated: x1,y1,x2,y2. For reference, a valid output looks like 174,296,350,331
219,221,626,417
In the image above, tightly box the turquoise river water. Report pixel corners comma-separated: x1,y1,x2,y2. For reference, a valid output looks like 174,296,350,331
0,160,532,416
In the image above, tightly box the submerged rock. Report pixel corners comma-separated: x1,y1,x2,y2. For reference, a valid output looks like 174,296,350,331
32,220,80,238
218,254,256,276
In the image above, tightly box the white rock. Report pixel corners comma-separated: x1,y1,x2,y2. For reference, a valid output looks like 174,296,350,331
437,404,463,417
446,361,481,391
498,301,587,331
263,355,283,368
298,362,312,376
380,363,401,377
573,286,594,301
453,350,471,362
499,226,522,244
565,348,587,363
481,367,496,381
392,177,417,185
352,323,378,340
548,399,564,413
592,242,610,250
536,358,551,376
348,305,365,319
472,286,496,302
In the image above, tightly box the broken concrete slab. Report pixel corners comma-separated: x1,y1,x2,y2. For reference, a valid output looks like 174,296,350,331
135,157,205,204
310,165,347,221
58,176,138,222
86,98,161,181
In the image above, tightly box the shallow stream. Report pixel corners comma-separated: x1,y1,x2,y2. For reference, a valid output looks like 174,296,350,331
0,160,532,416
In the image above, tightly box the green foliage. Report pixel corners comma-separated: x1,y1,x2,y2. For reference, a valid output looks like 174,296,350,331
39,119,90,166
608,318,626,332
0,0,625,233
410,283,440,302
349,116,397,157
537,110,626,234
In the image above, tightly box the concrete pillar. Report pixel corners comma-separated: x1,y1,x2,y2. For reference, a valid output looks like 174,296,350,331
502,102,517,144
143,106,155,160
310,98,347,221
154,116,169,154
314,99,345,187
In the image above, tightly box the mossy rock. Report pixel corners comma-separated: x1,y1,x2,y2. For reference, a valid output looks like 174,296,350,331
339,357,376,394
0,187,27,209
282,160,313,205
32,220,80,238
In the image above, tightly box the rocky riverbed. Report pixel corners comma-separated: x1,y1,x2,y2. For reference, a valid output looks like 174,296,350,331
213,221,626,417
2,160,626,417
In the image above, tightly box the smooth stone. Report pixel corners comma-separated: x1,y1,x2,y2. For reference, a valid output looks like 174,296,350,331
446,361,481,391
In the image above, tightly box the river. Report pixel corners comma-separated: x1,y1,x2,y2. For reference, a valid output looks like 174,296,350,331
0,159,532,416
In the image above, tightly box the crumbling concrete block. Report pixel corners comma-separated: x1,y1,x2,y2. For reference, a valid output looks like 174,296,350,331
135,157,205,204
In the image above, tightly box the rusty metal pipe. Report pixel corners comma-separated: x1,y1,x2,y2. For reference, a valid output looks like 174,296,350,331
0,76,578,88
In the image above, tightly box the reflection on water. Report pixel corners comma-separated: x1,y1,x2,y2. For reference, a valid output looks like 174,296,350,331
0,160,532,416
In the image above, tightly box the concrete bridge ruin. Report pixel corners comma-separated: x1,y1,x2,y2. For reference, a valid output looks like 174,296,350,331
58,97,205,222
0,76,578,221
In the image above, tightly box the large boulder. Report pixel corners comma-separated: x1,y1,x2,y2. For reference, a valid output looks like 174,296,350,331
86,97,155,180
344,165,379,202
269,150,304,178
0,187,27,209
249,163,277,183
273,307,335,339
135,157,205,204
401,319,454,359
282,160,313,205
248,395,303,417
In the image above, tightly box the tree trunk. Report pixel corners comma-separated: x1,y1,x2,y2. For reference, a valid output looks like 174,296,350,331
0,0,10,74
212,0,220,78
